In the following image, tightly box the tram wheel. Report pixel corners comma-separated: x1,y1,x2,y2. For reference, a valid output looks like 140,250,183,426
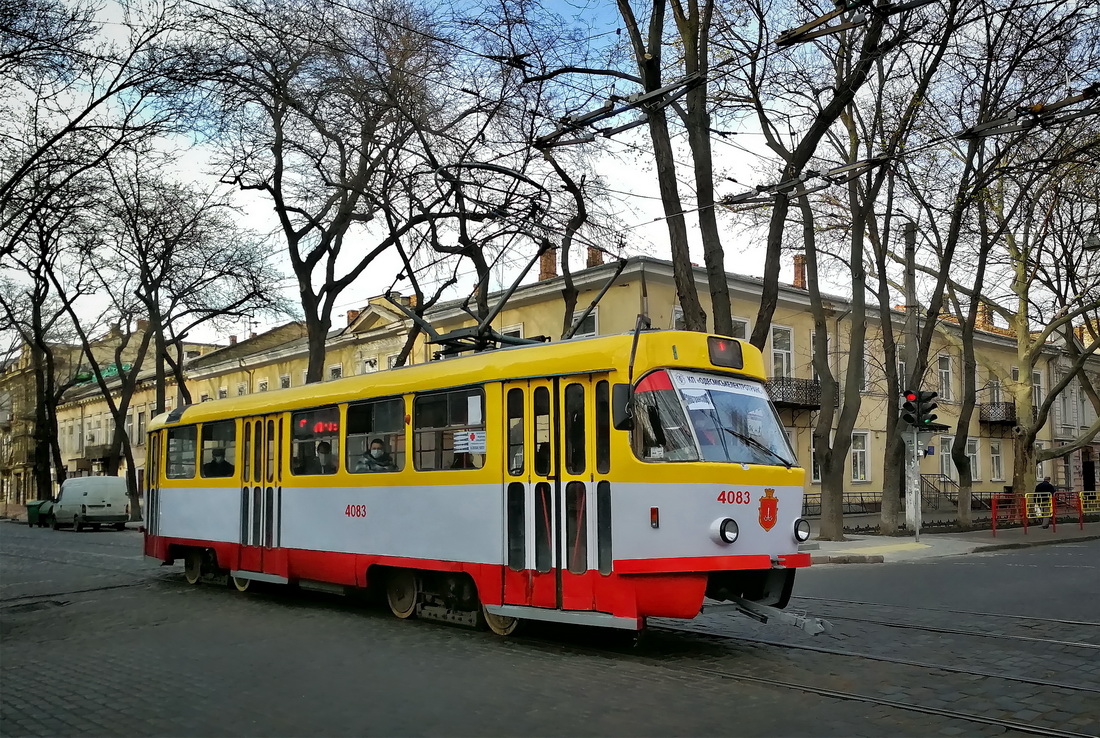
183,551,203,585
386,570,418,619
481,606,519,636
231,576,251,592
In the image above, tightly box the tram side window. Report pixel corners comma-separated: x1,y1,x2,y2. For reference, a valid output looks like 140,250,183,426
166,426,197,479
290,406,340,475
414,388,485,471
631,374,698,462
347,398,405,473
506,388,523,476
200,420,237,478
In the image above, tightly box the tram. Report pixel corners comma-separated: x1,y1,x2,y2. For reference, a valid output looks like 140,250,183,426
143,330,816,634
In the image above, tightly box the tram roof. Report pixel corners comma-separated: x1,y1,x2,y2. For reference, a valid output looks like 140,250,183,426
148,330,766,429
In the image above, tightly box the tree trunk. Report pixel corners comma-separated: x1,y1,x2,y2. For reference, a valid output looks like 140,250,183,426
818,450,847,541
880,433,905,533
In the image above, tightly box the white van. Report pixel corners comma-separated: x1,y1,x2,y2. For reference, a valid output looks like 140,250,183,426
49,476,130,532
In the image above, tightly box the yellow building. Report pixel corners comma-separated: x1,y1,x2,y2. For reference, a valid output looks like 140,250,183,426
34,255,1100,508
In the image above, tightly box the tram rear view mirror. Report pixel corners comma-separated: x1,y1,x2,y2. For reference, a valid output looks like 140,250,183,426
612,384,634,430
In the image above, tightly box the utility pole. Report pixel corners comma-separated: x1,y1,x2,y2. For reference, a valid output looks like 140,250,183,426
903,221,921,541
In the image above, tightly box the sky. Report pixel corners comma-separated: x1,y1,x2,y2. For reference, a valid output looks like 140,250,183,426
88,0,795,344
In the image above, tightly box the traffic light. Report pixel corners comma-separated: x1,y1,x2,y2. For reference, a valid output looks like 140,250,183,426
900,390,938,427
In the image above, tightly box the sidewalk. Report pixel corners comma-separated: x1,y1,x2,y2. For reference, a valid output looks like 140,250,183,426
802,517,1100,564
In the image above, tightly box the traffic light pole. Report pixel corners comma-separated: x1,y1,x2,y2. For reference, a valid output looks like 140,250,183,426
906,425,921,541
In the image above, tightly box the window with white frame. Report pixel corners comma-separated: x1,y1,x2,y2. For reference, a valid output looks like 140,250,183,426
810,434,820,483
732,318,748,339
858,341,871,392
1035,442,1045,478
387,354,401,369
771,326,792,378
850,432,869,482
237,383,247,396
940,436,956,480
501,323,524,340
1031,370,1043,408
990,440,1003,481
200,394,210,403
218,387,228,399
280,374,291,389
124,413,133,441
897,345,907,389
136,411,146,441
258,378,269,392
329,364,343,381
938,354,953,400
1059,381,1073,430
812,331,829,382
989,374,1002,404
301,370,309,385
363,357,378,373
571,308,598,338
672,306,686,330
967,438,980,480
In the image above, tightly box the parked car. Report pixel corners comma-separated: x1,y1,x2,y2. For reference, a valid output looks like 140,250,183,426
46,476,130,531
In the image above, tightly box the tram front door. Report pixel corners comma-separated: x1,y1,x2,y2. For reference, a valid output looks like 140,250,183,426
502,375,611,612
237,414,286,577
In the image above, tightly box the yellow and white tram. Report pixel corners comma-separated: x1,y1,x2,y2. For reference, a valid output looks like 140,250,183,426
143,330,814,634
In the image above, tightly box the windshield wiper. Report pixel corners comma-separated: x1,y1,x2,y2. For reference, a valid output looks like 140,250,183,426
720,427,793,469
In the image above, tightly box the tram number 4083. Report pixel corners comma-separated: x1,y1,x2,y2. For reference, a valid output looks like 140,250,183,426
717,490,752,505
345,504,367,518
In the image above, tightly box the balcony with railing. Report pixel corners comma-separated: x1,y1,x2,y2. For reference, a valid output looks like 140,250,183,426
979,402,1017,424
766,377,823,409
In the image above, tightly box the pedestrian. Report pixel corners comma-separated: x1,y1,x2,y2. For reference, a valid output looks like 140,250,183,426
1035,476,1056,528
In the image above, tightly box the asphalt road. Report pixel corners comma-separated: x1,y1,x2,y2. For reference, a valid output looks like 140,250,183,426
2,523,1097,737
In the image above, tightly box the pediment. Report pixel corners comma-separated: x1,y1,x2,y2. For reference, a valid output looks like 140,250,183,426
347,304,403,334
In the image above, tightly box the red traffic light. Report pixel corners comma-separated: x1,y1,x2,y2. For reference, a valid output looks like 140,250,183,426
905,391,917,402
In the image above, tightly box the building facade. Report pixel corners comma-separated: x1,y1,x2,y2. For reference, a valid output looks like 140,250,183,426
7,255,1098,506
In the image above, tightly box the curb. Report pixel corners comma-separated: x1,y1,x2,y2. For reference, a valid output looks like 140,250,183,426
810,554,885,565
972,534,1100,554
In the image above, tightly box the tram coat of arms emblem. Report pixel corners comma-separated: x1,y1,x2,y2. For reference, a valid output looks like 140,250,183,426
758,488,778,531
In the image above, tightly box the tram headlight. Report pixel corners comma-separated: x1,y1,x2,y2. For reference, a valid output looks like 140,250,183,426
710,517,739,544
794,518,811,542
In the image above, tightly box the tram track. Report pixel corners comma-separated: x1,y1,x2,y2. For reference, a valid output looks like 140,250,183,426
502,628,1098,738
792,595,1100,628
786,596,1100,648
650,622,1100,694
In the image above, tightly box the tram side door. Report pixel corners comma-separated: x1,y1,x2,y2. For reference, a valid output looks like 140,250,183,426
556,375,598,611
502,376,598,612
238,414,285,575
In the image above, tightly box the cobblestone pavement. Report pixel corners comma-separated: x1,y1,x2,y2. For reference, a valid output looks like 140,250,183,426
653,541,1100,737
3,524,1094,737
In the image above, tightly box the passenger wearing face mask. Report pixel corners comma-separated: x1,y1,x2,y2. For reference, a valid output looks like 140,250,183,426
356,438,395,472
304,440,337,474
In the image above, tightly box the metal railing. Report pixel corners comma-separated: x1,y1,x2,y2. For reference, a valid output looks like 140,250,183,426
766,377,824,409
979,402,1016,423
802,490,883,517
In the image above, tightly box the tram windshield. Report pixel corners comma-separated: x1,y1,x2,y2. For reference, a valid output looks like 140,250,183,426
632,369,796,467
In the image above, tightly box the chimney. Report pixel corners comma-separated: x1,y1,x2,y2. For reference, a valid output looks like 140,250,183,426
347,309,361,326
976,301,994,331
586,246,603,268
539,248,558,280
229,335,237,345
793,253,807,290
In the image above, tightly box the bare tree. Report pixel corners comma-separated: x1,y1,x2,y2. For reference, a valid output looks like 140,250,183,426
1,0,208,260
